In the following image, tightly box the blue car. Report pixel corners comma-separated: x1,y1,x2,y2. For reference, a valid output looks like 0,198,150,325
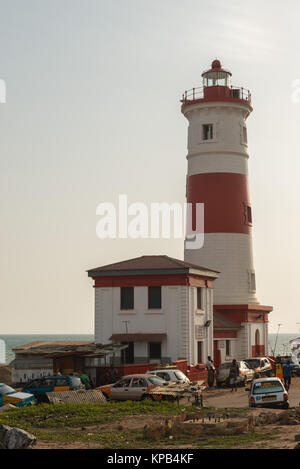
0,383,37,407
22,375,85,402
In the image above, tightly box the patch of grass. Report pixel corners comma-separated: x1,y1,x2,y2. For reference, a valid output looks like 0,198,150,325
0,401,192,431
0,401,276,449
196,432,278,449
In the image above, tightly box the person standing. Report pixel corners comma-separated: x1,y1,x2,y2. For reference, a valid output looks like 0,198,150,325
206,356,215,388
282,360,292,391
80,371,92,389
229,359,240,392
275,356,283,380
108,365,118,384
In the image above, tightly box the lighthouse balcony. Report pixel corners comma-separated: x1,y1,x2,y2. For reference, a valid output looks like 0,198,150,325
181,85,251,109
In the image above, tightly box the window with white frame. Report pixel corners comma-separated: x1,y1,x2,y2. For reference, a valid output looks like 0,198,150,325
202,124,214,140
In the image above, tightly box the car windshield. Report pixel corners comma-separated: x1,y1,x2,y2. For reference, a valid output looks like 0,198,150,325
148,376,165,385
245,360,260,369
253,381,283,395
0,384,16,395
174,371,186,380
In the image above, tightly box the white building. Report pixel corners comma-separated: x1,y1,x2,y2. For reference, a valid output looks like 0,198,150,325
87,255,218,365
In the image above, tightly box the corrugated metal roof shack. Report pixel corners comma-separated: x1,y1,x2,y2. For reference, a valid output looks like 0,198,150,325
11,341,127,385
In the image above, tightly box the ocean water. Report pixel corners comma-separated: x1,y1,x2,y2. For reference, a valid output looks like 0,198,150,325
0,333,299,365
268,333,300,356
0,334,94,365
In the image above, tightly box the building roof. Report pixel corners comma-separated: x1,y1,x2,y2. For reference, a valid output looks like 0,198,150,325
213,312,240,330
13,341,93,352
87,255,219,278
12,341,127,358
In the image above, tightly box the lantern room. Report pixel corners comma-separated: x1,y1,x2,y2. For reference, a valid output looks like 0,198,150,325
181,59,252,110
202,59,232,87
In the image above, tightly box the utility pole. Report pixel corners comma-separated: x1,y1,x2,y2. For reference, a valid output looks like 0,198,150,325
273,323,282,356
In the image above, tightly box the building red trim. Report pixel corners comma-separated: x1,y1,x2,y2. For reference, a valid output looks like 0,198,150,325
187,173,251,234
214,304,272,326
213,330,237,339
93,273,215,288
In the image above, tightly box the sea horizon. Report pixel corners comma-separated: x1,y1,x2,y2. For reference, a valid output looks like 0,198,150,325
1,332,299,366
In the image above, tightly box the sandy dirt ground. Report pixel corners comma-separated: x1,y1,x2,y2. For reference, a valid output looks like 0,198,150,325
202,376,300,409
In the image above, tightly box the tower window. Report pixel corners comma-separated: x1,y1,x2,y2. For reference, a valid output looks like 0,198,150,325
247,206,252,224
243,126,248,144
202,124,213,140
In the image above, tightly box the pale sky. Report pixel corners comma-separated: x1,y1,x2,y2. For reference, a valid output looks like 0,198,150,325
1,0,300,334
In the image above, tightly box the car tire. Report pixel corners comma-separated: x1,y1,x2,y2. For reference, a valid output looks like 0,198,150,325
141,394,153,401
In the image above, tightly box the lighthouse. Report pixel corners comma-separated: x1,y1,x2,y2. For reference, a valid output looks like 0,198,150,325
182,60,272,363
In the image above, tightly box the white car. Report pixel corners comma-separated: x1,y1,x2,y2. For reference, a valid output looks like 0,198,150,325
246,377,289,409
148,368,190,384
216,361,255,387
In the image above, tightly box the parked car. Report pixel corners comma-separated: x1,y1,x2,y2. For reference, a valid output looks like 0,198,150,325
243,357,273,378
97,374,166,401
0,383,37,407
21,375,85,402
148,368,190,384
246,377,289,409
216,361,255,387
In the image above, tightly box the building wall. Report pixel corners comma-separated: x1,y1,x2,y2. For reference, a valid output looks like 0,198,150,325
11,355,53,383
215,338,237,363
94,284,214,365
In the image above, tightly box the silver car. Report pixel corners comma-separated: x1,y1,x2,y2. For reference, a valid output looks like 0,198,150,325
216,361,255,387
98,374,166,401
148,369,190,384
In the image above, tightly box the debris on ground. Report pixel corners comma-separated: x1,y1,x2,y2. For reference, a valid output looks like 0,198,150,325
46,389,106,404
0,404,17,413
0,424,36,449
149,380,206,404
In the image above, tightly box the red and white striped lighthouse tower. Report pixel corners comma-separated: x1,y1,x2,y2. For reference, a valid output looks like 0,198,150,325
182,60,272,361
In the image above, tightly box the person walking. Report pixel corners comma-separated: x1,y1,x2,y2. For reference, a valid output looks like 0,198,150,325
229,359,240,392
282,360,292,391
206,356,215,388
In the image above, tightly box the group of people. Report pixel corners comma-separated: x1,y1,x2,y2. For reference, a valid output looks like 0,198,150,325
206,356,240,391
206,355,294,392
276,356,293,391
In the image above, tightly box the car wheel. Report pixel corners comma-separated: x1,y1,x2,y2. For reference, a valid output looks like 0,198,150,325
142,394,153,401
